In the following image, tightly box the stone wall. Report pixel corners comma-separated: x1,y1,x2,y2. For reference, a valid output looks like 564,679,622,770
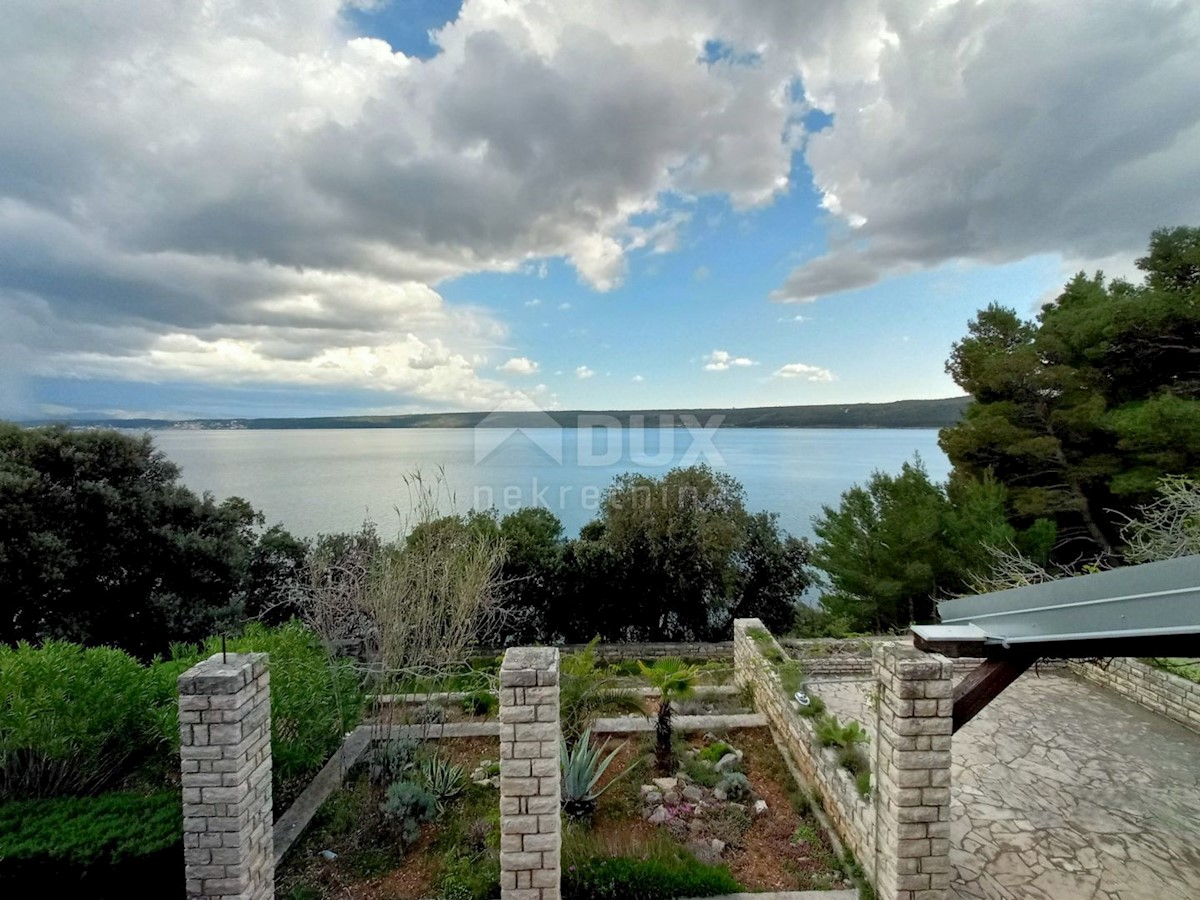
179,652,274,900
1069,657,1200,734
498,647,561,900
735,619,954,900
872,643,953,900
734,620,876,873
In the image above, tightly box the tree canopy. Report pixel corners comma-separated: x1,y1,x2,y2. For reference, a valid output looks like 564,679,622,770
940,225,1200,561
0,424,299,656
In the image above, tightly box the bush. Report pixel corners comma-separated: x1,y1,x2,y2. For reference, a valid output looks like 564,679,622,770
461,690,497,717
0,791,182,892
0,642,174,800
436,850,501,900
698,741,732,764
796,694,826,719
380,780,437,847
166,621,365,794
563,853,741,900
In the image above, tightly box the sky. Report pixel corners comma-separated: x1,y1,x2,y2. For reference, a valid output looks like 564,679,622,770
3,0,1200,421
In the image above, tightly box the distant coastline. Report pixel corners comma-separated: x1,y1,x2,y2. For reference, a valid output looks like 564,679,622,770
31,396,970,431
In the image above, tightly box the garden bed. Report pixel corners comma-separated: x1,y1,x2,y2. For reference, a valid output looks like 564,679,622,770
277,726,850,899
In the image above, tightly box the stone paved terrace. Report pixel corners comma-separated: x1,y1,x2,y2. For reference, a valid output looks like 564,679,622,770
808,669,1200,899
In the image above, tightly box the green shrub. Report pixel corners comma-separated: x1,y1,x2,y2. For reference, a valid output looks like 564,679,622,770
563,853,741,899
369,738,419,785
381,780,438,847
796,694,826,718
436,850,501,900
0,791,180,866
461,690,497,717
681,753,721,788
855,769,872,797
0,642,174,800
697,741,732,764
166,621,365,793
815,714,868,749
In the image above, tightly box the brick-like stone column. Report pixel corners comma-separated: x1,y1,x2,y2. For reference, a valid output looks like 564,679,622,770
872,643,953,900
179,652,274,900
499,647,561,900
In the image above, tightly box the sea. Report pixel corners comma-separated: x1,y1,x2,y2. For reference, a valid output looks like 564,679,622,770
152,427,950,541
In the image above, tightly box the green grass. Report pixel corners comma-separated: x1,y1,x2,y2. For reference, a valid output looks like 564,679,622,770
563,829,741,900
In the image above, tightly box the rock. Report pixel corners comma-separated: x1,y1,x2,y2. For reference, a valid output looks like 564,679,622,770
714,752,740,772
729,802,747,814
710,838,726,854
320,849,338,861
674,770,691,784
653,777,678,792
663,790,681,807
686,839,721,865
647,805,671,825
643,790,663,806
640,784,656,796
753,799,769,816
703,732,717,742
682,785,705,803
713,785,727,801
687,818,705,834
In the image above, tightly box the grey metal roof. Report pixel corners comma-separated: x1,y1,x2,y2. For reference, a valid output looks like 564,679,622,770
912,555,1200,656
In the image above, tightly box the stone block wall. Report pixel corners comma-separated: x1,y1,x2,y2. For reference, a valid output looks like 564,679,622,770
1069,657,1200,734
499,647,561,900
872,643,953,900
734,620,875,870
735,619,954,900
179,652,274,900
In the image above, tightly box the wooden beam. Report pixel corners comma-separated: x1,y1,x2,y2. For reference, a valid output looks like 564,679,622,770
912,632,1200,660
952,656,1036,733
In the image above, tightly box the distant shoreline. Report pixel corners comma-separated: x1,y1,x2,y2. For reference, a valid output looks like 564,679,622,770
28,396,970,431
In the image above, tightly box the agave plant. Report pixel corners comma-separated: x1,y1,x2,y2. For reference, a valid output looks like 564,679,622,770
420,755,465,811
559,729,634,820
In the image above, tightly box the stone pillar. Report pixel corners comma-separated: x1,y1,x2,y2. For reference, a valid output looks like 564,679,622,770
872,643,953,900
179,652,274,900
499,647,561,900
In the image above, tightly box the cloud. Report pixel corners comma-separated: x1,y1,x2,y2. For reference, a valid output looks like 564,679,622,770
0,0,809,414
3,0,1196,414
774,362,834,382
777,314,811,324
703,349,756,371
773,0,1200,302
575,365,595,379
524,298,542,308
497,356,539,375
558,302,571,311
632,374,645,382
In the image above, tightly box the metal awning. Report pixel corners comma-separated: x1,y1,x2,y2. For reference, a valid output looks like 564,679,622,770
909,555,1200,732
913,555,1200,659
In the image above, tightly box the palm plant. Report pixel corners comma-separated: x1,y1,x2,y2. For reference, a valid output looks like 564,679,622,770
559,729,633,820
559,638,644,746
639,657,700,771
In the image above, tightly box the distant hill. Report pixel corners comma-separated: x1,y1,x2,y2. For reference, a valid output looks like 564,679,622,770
42,396,972,431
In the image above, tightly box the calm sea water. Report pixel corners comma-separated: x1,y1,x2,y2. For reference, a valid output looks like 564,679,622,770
152,428,950,540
